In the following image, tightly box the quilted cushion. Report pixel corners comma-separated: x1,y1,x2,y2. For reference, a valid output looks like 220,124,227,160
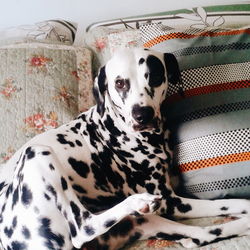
0,43,93,164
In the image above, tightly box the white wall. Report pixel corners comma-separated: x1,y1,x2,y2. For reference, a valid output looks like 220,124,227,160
0,0,247,35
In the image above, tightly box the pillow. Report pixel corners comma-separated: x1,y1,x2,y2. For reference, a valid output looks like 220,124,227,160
140,20,250,199
0,42,93,164
0,20,77,46
85,3,250,71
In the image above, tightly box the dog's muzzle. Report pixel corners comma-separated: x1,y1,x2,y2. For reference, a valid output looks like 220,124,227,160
132,104,159,132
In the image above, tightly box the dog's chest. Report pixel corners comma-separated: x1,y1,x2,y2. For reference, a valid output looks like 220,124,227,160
74,125,170,211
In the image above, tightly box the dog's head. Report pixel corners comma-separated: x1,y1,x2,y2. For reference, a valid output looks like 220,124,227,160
93,48,181,132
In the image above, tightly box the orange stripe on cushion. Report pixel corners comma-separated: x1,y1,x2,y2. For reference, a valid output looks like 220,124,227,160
144,29,250,48
179,151,250,173
166,79,250,104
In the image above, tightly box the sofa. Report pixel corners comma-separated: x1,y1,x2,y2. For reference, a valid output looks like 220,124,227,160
0,3,250,249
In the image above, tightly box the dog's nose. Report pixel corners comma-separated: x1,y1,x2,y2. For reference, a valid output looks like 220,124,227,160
132,104,155,125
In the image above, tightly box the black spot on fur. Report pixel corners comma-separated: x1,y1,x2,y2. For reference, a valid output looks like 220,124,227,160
47,185,57,199
104,115,122,136
84,225,95,236
165,196,192,216
144,86,155,99
156,232,186,241
91,148,124,191
123,232,143,249
22,226,31,239
70,201,82,228
152,172,161,180
0,181,6,192
177,203,192,213
57,134,75,147
93,66,106,117
104,219,117,228
39,217,65,248
44,193,51,200
25,147,35,159
49,164,55,170
4,226,13,238
12,188,19,210
86,122,100,148
192,238,200,245
70,122,81,134
82,211,92,220
61,177,68,191
145,183,156,194
70,127,78,134
69,222,77,237
80,192,126,214
139,58,145,64
21,184,33,206
11,241,27,250
109,219,134,237
201,235,238,246
136,217,147,225
146,55,166,87
75,122,81,129
42,151,51,156
127,159,153,190
209,228,222,236
72,184,87,194
75,140,83,146
68,157,90,178
220,206,229,211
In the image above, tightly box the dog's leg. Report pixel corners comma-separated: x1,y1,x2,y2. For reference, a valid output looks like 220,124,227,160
86,214,250,249
158,177,250,218
0,145,161,249
166,192,250,219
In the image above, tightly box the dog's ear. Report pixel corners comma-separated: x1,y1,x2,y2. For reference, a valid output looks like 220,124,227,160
164,53,182,85
93,66,107,117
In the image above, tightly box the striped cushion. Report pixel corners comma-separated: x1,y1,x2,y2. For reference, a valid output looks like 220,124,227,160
140,24,250,199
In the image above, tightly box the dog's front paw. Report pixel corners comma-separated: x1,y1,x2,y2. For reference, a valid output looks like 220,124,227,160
128,193,162,215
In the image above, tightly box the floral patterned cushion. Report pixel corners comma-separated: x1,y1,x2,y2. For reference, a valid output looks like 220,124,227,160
0,43,93,164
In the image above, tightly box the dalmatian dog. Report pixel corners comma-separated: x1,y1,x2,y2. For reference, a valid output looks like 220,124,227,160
1,48,250,250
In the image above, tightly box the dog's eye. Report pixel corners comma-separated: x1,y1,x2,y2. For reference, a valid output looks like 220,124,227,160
115,79,126,89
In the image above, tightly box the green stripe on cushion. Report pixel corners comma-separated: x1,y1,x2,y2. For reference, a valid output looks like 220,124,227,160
170,100,250,125
173,42,250,57
166,88,250,121
171,109,250,144
176,49,250,70
205,4,250,12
